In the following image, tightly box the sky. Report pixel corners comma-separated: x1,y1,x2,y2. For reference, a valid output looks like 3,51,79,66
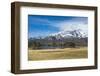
28,15,88,38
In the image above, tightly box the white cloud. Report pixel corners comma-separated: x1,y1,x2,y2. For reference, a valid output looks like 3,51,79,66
53,18,88,34
30,16,88,34
30,16,88,35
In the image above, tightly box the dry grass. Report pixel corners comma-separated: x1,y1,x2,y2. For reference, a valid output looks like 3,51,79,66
28,47,88,61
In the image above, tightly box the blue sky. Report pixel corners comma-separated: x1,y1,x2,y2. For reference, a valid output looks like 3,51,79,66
28,15,88,38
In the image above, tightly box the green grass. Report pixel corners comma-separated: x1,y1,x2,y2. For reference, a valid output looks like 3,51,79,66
28,47,88,61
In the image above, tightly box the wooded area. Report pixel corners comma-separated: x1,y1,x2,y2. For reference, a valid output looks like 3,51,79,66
28,36,88,50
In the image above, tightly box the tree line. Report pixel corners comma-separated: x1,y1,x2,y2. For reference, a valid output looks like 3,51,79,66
28,36,87,50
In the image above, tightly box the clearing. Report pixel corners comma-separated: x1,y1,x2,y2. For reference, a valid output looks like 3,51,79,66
28,47,87,61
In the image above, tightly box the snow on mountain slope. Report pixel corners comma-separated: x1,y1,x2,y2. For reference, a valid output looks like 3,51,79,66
50,29,87,39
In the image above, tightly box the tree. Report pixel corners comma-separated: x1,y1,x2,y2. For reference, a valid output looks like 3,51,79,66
64,42,76,48
32,41,38,49
51,36,57,47
68,42,76,48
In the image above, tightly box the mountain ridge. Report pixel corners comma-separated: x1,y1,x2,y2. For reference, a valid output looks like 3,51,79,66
49,29,87,39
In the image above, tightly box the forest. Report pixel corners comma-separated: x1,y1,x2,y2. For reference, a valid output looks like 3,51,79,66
28,35,88,50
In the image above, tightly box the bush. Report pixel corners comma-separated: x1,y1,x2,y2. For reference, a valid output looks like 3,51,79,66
64,42,76,48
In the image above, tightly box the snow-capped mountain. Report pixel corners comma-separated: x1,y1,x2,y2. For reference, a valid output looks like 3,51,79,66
50,29,88,39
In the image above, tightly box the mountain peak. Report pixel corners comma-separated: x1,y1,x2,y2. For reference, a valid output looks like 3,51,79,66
50,29,87,39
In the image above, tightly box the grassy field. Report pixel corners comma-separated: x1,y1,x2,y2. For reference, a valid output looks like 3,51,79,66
28,47,88,61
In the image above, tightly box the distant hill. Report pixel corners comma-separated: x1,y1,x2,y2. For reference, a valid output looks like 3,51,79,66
50,29,87,39
28,29,88,50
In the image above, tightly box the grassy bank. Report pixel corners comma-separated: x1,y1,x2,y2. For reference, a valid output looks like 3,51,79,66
28,47,87,61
